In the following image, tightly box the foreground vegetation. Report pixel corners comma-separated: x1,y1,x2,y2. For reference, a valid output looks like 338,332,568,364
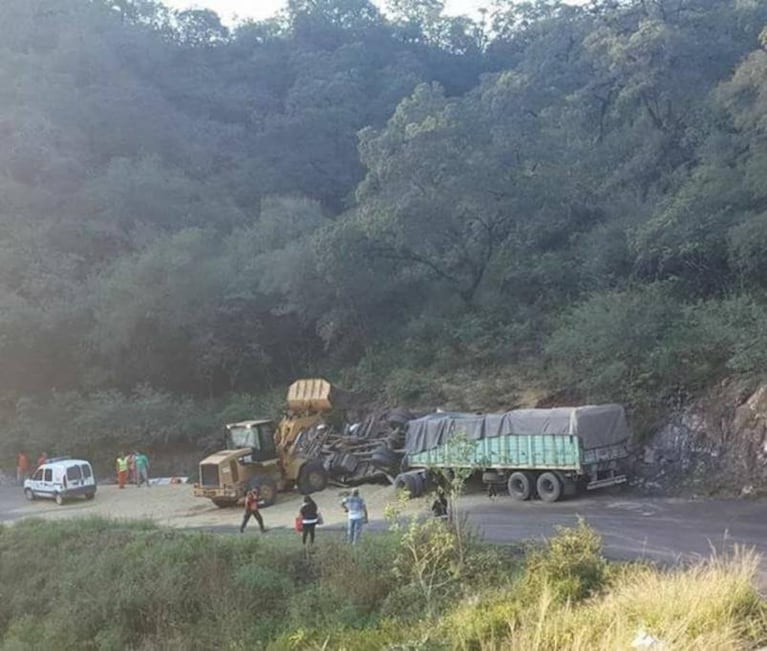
4,0,767,460
0,517,763,650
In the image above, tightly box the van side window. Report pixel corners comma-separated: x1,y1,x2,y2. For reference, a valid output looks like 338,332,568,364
67,465,82,481
43,469,52,482
81,464,92,479
33,469,43,481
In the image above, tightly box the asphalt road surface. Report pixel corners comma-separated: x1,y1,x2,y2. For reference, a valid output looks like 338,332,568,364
1,485,765,589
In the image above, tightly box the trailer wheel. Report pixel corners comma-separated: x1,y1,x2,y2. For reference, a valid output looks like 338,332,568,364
297,462,328,495
393,473,410,495
507,472,534,501
536,472,563,503
248,475,278,507
410,473,428,498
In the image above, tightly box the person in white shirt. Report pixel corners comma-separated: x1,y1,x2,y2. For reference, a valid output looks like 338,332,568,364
340,488,368,544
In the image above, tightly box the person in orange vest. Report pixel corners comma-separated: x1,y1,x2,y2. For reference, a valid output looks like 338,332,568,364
240,488,267,533
116,453,129,489
16,451,30,485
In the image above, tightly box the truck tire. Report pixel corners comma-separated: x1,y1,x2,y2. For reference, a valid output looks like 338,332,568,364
248,475,278,507
536,472,563,503
297,462,328,495
408,473,425,498
507,472,534,501
394,473,410,494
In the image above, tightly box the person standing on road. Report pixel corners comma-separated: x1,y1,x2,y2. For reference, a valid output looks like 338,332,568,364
431,489,448,518
134,450,150,487
240,488,266,533
341,488,368,545
127,452,136,485
36,452,47,470
299,495,320,548
116,453,129,489
16,451,30,486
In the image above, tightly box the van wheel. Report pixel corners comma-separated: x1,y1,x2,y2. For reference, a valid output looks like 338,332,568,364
55,493,64,506
536,472,563,503
24,488,35,501
85,492,95,500
507,472,534,501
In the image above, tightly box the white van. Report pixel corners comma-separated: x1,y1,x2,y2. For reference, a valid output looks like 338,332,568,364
24,458,97,505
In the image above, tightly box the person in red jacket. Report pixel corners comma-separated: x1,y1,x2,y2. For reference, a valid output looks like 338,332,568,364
240,488,267,533
16,452,30,485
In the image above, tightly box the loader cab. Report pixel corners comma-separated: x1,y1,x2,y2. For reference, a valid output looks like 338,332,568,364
226,420,277,462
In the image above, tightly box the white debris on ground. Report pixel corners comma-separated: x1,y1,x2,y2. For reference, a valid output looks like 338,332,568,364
631,631,666,649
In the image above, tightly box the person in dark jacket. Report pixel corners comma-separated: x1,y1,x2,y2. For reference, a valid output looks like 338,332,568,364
300,495,320,546
240,488,266,533
431,489,448,518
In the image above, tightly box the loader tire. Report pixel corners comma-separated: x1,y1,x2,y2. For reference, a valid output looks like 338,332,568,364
248,475,278,507
298,462,328,495
211,498,237,508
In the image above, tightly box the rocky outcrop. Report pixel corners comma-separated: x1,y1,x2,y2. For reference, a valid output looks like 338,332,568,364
637,379,767,496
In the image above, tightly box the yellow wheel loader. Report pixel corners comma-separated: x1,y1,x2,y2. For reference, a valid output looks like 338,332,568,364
192,379,347,508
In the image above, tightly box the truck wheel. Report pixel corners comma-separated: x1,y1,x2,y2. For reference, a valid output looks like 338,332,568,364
507,472,533,501
211,498,236,508
249,476,278,507
394,473,410,494
24,488,35,501
536,472,563,503
55,493,64,506
297,462,328,495
407,473,425,498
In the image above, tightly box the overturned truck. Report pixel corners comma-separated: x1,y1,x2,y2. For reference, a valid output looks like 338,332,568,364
396,405,631,502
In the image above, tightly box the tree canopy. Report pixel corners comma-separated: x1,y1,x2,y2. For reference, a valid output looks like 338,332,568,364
2,0,767,452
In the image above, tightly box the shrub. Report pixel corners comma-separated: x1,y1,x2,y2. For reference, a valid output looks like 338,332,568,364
521,519,607,604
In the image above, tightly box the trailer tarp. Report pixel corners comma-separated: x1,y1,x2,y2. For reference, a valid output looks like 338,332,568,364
405,405,630,454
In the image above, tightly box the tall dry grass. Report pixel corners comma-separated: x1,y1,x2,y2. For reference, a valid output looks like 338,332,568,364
496,549,766,651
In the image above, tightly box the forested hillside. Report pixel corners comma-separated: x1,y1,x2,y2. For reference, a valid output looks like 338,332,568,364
2,0,767,456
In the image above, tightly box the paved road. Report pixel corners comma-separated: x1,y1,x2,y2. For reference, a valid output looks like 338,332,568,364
2,485,764,587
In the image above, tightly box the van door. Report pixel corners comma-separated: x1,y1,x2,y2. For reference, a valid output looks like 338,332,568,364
80,463,94,487
66,464,83,493
29,468,44,496
40,467,55,496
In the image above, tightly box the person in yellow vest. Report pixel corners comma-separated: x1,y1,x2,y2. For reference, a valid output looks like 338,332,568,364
116,453,129,489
